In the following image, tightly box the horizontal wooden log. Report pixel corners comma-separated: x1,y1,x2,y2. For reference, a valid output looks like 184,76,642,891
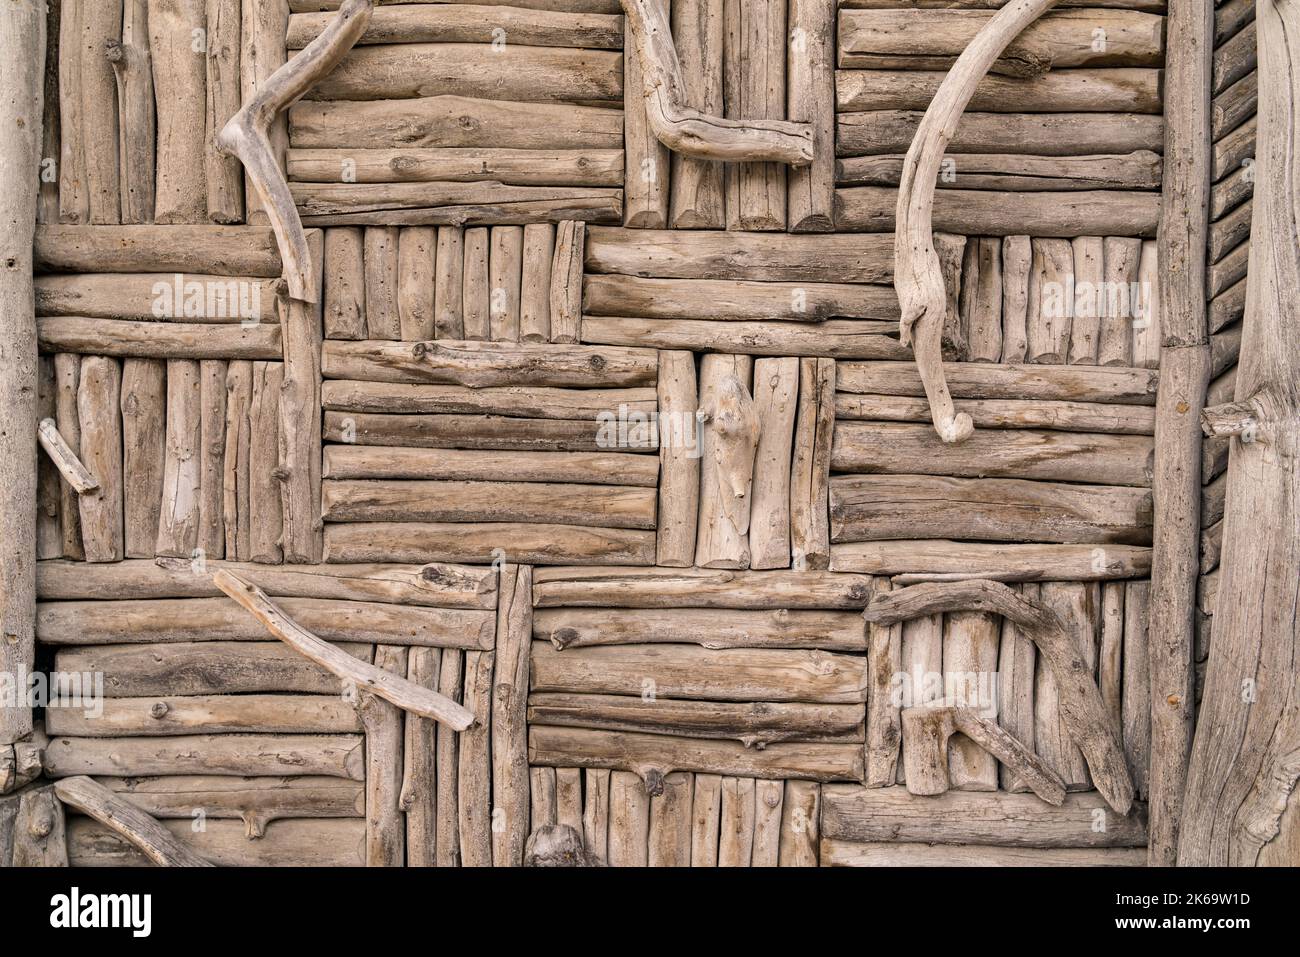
837,152,1162,191
529,726,865,786
324,522,656,565
838,9,1165,70
292,181,623,224
322,379,654,418
324,445,658,487
580,317,908,359
835,393,1155,433
322,411,632,453
532,566,873,608
834,68,1162,113
36,274,283,323
584,227,895,283
839,0,1165,8
289,95,623,151
527,692,864,747
582,274,899,321
1212,19,1254,95
1208,196,1252,263
835,187,1160,236
830,474,1153,545
837,111,1163,157
34,225,282,276
53,777,211,868
837,360,1159,404
55,641,372,697
46,694,361,737
820,786,1147,847
829,540,1152,581
37,317,282,360
67,816,366,866
36,558,496,608
45,734,365,779
1212,69,1256,141
303,43,622,103
287,147,624,187
37,597,494,648
533,607,866,651
322,479,657,529
821,839,1146,867
832,422,1153,486
95,775,364,835
530,641,868,703
322,339,657,387
288,0,623,11
288,6,623,49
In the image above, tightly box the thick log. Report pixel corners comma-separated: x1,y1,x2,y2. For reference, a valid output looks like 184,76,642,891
837,359,1158,403
722,0,790,229
534,607,866,652
0,0,44,745
433,225,465,339
204,0,243,224
778,780,820,866
520,224,555,341
35,363,61,559
839,110,1162,157
1122,579,1150,797
324,446,657,487
864,579,902,785
694,354,759,568
213,570,475,729
35,273,283,323
831,473,1152,545
67,816,365,866
581,768,610,864
717,776,754,864
1098,236,1142,365
530,766,557,829
363,225,399,338
648,772,693,866
751,778,784,865
281,232,325,563
787,0,836,231
1211,114,1255,181
1211,69,1256,140
111,0,155,224
530,641,868,703
837,151,1162,192
56,640,372,697
223,362,252,559
288,5,623,48
790,357,835,569
54,358,83,560
55,776,210,866
580,317,907,360
583,273,898,322
607,770,649,865
155,360,201,558
556,767,583,833
488,225,523,341
34,225,282,275
305,42,622,103
943,611,1002,788
963,238,1002,361
835,67,1161,113
38,316,282,360
833,422,1152,486
527,692,863,748
323,227,365,338
323,378,654,419
324,522,656,566
294,185,623,227
530,727,865,787
119,360,167,557
46,693,360,738
323,338,657,387
490,566,531,866
46,734,364,780
836,393,1155,433
198,360,228,558
532,566,874,609
864,580,1134,814
623,0,670,229
359,645,405,866
434,648,462,865
689,772,722,864
667,0,725,228
821,787,1146,847
248,361,283,563
10,786,68,866
323,411,636,453
749,357,799,568
548,221,584,342
999,234,1031,361
830,540,1152,581
1068,236,1105,363
37,596,493,648
400,647,438,864
998,583,1037,791
149,0,207,223
822,839,1145,866
840,186,1160,236
289,95,623,151
397,226,435,341
1026,238,1073,362
655,350,700,566
77,357,125,562
457,647,494,865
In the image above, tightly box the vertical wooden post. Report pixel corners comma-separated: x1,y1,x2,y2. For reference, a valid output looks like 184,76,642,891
655,350,699,567
668,0,724,228
786,0,834,232
1149,0,1214,867
0,0,44,746
280,230,324,563
624,0,670,228
491,564,532,867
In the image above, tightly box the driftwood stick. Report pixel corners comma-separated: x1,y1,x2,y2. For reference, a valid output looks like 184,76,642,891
893,0,1060,443
212,570,474,730
37,418,98,494
901,703,1067,805
620,0,813,165
865,579,1134,814
217,0,374,302
54,775,212,867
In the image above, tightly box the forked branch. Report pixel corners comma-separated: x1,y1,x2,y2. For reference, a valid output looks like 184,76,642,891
217,0,373,302
621,0,814,165
894,0,1060,443
865,579,1134,814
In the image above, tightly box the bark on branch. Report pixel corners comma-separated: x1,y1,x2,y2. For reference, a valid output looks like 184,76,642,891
217,0,373,302
620,0,813,165
893,0,1060,443
864,579,1134,814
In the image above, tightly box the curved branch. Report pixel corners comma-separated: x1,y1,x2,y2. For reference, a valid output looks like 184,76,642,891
55,775,213,866
217,0,373,303
621,0,814,165
865,579,1134,815
893,0,1060,443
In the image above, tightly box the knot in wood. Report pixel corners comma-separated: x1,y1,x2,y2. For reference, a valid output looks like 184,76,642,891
150,701,170,719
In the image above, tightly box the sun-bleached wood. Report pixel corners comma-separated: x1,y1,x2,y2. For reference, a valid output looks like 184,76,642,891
77,357,124,563
656,350,700,566
37,418,98,494
358,644,405,865
492,565,532,867
532,566,874,609
694,354,759,569
54,776,211,867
